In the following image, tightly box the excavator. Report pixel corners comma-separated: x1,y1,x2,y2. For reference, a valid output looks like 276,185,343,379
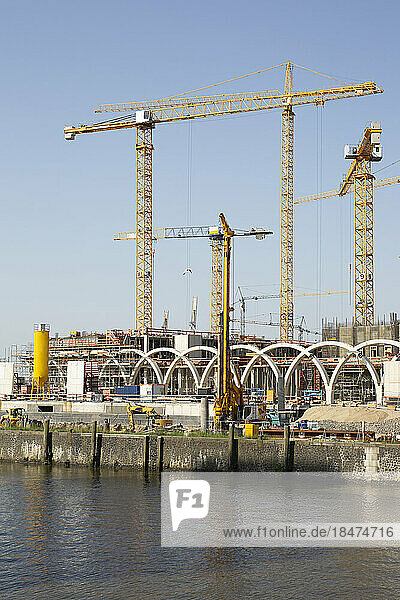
126,402,172,428
0,408,26,427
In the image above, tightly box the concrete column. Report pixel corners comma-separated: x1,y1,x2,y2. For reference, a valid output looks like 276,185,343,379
364,446,379,473
376,384,383,406
200,397,209,432
277,375,285,411
325,385,333,405
177,370,182,395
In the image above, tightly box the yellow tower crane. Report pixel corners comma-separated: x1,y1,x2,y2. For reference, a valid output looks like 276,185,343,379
295,125,398,326
64,63,382,337
340,122,382,326
115,223,269,333
115,225,223,332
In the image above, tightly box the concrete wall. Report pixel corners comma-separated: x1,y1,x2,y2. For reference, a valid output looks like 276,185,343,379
0,430,43,462
0,399,213,427
2,429,400,473
293,440,366,472
163,437,228,471
238,439,284,471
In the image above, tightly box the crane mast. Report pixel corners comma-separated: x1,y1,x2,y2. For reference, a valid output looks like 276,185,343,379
340,122,382,326
280,63,295,342
295,123,387,326
135,125,154,329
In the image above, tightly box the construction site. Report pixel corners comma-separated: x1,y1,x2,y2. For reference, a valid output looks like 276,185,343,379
2,62,400,429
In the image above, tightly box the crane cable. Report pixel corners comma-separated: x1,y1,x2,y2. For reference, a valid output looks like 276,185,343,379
163,62,353,101
185,122,193,325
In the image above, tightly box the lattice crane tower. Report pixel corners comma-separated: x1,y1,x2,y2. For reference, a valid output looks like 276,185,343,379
340,122,382,326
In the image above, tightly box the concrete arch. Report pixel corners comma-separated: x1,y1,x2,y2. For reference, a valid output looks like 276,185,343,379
256,342,330,395
260,342,308,355
283,352,333,394
231,344,263,354
163,355,201,388
166,347,217,389
113,348,163,385
199,355,218,388
99,357,130,382
128,348,173,385
355,339,400,353
180,346,218,357
329,351,380,404
281,342,354,402
241,352,281,386
49,360,65,378
198,344,262,389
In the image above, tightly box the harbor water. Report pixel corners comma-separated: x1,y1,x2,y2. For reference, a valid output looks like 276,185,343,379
1,463,400,599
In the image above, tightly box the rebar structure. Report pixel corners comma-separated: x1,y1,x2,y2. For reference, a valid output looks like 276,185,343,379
135,125,154,331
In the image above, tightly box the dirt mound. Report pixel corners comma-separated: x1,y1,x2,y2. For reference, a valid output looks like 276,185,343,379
300,406,400,424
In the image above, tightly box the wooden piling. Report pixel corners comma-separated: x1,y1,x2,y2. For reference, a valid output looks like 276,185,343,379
143,435,150,473
228,424,238,471
91,421,97,467
283,425,293,471
43,419,52,465
157,436,164,472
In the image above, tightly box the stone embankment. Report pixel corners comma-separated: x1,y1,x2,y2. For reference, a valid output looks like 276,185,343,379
1,422,400,474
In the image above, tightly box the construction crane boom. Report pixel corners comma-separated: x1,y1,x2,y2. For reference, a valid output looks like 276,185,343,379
92,82,381,116
294,175,400,204
232,317,320,336
115,224,271,334
65,78,380,137
64,63,382,337
236,288,346,338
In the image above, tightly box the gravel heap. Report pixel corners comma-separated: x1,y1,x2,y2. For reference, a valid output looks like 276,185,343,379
299,406,400,436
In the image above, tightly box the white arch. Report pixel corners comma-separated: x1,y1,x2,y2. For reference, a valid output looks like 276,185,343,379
231,344,263,354
329,352,380,402
162,353,201,388
282,342,345,394
162,346,217,389
114,348,163,384
199,355,218,388
241,352,281,386
99,357,130,382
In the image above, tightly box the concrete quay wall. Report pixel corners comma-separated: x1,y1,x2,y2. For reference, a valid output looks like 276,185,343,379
2,429,400,473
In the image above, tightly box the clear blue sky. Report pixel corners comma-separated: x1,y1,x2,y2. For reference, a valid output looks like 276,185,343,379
0,0,399,350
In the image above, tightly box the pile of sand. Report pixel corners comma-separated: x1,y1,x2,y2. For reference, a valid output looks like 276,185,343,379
300,406,400,424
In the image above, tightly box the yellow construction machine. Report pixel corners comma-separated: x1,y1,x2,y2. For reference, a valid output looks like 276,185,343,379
126,402,172,428
214,214,272,428
0,408,26,427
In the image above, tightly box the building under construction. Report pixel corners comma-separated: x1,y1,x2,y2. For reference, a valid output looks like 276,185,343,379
4,320,400,409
